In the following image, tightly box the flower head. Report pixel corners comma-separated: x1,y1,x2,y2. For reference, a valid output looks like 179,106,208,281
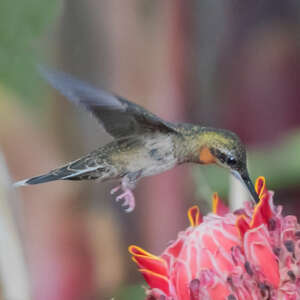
129,177,300,300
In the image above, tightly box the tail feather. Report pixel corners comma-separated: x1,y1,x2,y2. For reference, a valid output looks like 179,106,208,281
13,179,30,187
14,173,63,187
13,164,101,187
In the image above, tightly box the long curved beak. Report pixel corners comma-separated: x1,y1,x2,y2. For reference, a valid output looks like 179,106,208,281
231,170,260,203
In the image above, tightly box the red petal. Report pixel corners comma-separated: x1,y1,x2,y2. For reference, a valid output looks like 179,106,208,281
208,283,232,300
198,270,232,300
250,193,273,229
198,248,214,270
212,225,240,252
140,269,170,295
163,237,184,259
212,192,229,216
129,246,168,277
236,177,273,239
236,215,250,239
188,205,202,227
244,226,280,288
172,261,191,300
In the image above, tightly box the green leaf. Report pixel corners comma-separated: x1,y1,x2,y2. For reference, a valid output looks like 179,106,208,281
0,0,60,105
114,284,146,300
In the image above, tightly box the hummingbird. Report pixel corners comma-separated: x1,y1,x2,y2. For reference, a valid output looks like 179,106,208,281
14,66,259,212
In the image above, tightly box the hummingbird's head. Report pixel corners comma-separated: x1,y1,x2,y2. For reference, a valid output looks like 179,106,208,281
198,128,259,203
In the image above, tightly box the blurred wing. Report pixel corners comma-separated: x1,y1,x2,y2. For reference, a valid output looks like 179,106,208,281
38,65,177,138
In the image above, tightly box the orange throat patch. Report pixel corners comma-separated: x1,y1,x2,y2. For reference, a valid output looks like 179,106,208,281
199,147,216,164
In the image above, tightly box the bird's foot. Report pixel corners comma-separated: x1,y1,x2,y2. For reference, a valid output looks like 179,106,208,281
110,185,136,213
116,189,135,213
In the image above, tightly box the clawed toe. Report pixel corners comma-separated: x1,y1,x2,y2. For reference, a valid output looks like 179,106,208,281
121,196,129,207
124,204,134,213
110,185,121,195
116,193,125,202
111,186,135,213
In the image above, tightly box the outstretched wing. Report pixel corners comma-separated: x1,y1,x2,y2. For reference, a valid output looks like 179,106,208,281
38,65,177,138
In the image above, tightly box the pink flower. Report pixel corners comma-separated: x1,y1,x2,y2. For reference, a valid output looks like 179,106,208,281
129,177,300,300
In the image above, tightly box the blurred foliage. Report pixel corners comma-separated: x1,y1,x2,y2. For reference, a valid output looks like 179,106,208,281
115,284,145,300
0,0,59,106
193,130,300,201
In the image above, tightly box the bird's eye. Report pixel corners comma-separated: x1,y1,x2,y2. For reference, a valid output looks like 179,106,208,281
227,157,237,166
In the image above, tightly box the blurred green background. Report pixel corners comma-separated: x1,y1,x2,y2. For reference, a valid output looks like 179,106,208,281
2,1,300,299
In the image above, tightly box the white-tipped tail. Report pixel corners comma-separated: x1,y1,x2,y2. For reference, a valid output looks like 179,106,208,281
13,179,29,187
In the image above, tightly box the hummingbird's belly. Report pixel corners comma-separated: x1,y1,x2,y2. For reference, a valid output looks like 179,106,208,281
123,134,177,177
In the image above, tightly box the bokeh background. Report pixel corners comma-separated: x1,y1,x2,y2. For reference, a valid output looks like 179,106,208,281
1,1,300,299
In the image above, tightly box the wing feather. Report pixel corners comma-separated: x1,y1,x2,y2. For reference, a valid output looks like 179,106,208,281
38,65,177,138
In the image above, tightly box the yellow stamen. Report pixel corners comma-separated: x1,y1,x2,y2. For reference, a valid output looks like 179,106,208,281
128,245,165,263
212,192,219,214
255,176,266,199
188,205,200,227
